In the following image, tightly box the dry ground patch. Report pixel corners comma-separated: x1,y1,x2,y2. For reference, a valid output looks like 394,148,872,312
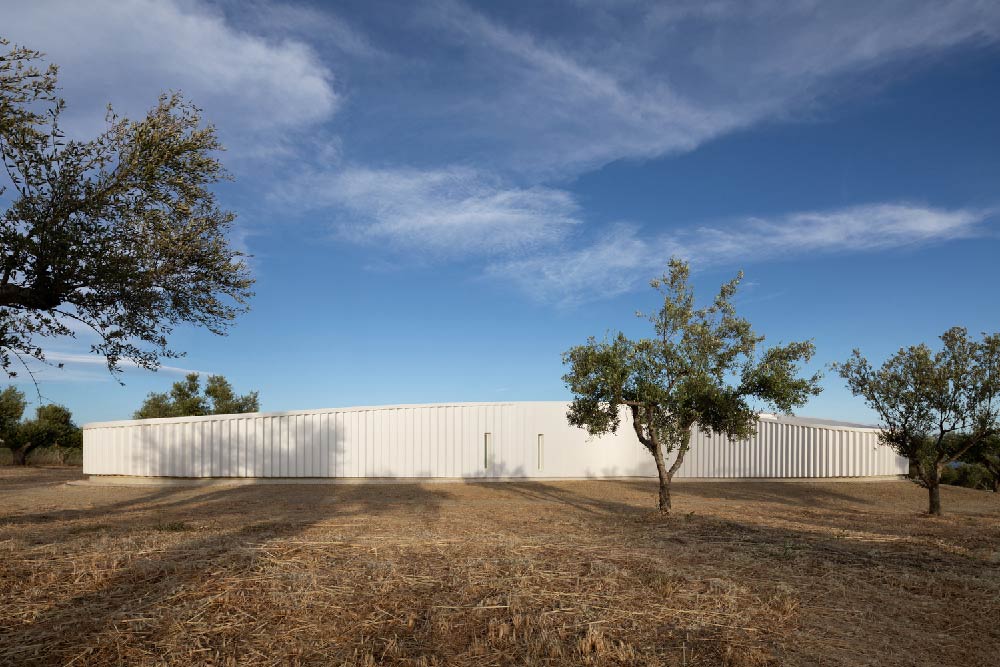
1,468,998,666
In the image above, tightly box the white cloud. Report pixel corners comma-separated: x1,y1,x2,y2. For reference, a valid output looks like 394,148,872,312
489,204,993,304
422,1,743,176
6,351,207,386
41,352,207,376
486,224,653,303
275,166,581,256
691,204,988,260
0,0,338,154
221,0,385,60
414,0,1000,177
6,1,997,304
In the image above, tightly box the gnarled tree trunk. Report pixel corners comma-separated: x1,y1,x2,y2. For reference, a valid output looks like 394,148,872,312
652,441,672,513
985,461,1000,492
927,464,942,516
915,459,944,516
11,446,29,466
928,482,941,515
653,439,692,514
629,405,692,514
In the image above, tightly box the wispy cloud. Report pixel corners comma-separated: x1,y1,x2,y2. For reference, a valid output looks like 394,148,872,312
484,223,652,303
275,166,582,256
6,351,208,387
42,352,207,376
220,0,386,60
488,204,994,304
412,0,1000,177
691,204,989,259
6,1,998,307
0,0,338,155
273,0,1000,271
421,0,744,177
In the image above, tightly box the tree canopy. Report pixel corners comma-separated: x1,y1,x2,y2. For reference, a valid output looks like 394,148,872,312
836,327,1000,514
563,259,821,513
134,373,259,419
16,403,82,459
0,384,26,447
0,385,82,464
0,38,253,379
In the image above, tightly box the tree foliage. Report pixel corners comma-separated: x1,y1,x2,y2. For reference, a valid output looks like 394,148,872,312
0,38,253,379
960,434,1000,492
835,327,1000,514
0,386,82,464
17,403,82,458
0,384,26,447
134,373,259,419
563,259,821,513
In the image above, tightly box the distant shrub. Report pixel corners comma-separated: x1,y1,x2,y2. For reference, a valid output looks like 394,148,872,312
24,446,83,467
940,466,958,486
0,448,12,465
25,446,63,466
941,463,992,491
0,391,84,464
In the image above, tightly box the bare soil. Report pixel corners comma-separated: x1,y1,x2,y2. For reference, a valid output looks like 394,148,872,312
1,468,998,666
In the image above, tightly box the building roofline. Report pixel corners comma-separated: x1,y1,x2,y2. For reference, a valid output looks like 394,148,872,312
84,401,879,432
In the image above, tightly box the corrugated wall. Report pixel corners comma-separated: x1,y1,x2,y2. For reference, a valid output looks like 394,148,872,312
82,402,908,479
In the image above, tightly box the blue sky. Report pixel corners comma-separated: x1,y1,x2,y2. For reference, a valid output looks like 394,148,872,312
2,0,999,425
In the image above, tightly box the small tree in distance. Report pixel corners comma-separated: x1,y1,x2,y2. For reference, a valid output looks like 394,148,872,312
0,385,26,448
0,388,83,464
204,375,260,415
14,403,82,464
134,373,259,419
836,328,1000,515
563,259,822,514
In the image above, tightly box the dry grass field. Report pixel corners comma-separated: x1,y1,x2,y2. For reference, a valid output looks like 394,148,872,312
1,468,998,667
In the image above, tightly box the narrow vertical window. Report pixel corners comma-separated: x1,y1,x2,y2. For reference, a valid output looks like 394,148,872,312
484,432,492,470
537,434,544,471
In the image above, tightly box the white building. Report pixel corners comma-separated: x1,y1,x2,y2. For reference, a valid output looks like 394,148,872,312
82,401,907,480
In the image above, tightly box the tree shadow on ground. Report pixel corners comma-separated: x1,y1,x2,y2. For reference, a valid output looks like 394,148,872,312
3,479,453,536
605,478,879,511
446,480,997,667
0,466,82,491
477,480,645,518
0,480,452,666
474,479,1000,570
0,474,995,665
663,479,1000,541
3,484,215,528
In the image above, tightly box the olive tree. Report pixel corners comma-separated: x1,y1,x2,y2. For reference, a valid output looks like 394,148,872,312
0,387,83,464
1,38,252,379
563,259,821,513
836,328,1000,515
134,373,259,419
13,403,82,464
0,384,25,448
